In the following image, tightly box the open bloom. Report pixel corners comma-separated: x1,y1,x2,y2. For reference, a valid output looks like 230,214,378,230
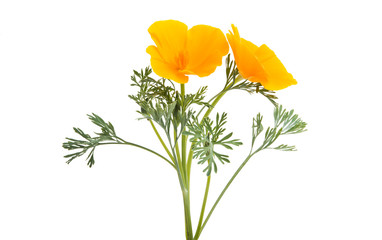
146,20,229,84
226,25,297,90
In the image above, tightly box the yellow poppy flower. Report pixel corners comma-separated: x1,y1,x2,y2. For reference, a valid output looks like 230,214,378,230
146,20,229,84
226,25,297,91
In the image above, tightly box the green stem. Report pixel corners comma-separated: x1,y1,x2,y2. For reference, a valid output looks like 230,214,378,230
194,153,256,240
181,84,188,186
180,83,193,239
182,190,193,240
149,119,175,164
148,111,193,238
174,128,183,179
186,148,193,185
98,141,176,169
168,141,192,240
202,91,227,120
196,75,244,119
194,175,210,238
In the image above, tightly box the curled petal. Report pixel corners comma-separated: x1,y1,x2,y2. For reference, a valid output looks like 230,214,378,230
255,44,297,90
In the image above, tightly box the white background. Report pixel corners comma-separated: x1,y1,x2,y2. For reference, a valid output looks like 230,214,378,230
1,0,381,239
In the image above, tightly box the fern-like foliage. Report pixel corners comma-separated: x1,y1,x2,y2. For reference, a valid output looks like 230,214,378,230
184,112,242,176
274,105,307,135
130,67,176,104
63,113,122,167
179,86,211,110
129,68,209,144
250,105,307,154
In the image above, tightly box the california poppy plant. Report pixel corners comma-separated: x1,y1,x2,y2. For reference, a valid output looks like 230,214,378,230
227,24,297,90
64,20,307,240
146,20,229,84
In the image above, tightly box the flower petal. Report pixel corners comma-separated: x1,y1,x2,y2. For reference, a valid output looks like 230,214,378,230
184,25,229,77
255,44,297,90
147,20,188,69
227,25,266,81
146,45,188,83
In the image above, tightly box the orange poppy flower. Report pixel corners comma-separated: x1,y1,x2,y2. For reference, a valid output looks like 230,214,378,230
146,20,229,84
226,25,297,90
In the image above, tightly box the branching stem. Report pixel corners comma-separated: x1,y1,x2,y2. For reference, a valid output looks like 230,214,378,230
98,141,176,169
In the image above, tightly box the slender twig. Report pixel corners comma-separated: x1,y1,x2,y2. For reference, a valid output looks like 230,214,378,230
195,150,259,239
149,119,175,163
193,174,211,238
98,141,176,169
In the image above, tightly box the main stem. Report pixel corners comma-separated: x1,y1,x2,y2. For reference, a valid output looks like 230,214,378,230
180,83,193,240
168,140,193,240
181,84,188,186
